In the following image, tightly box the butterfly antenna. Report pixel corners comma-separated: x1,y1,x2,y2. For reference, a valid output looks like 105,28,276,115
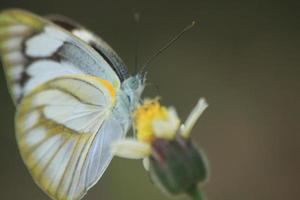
134,12,140,74
139,21,196,79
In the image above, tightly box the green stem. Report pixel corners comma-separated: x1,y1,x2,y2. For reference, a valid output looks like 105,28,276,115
187,185,204,200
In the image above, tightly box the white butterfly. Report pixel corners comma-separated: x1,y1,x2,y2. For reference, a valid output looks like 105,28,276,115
0,9,144,200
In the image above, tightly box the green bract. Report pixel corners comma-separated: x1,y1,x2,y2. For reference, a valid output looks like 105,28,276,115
149,135,208,196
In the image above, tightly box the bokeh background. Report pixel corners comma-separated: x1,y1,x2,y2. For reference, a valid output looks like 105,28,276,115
0,0,299,200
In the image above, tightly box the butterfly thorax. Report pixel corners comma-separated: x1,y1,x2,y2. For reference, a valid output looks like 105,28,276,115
108,74,144,135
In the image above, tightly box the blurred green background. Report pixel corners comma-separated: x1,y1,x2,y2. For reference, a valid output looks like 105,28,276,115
0,0,299,200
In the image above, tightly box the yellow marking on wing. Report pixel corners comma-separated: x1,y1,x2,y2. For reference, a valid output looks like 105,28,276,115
0,9,43,30
72,74,116,98
89,76,116,98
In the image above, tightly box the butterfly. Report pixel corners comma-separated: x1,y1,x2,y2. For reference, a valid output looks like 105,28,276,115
0,9,145,200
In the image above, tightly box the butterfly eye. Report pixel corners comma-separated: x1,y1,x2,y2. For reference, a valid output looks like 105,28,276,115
130,78,139,90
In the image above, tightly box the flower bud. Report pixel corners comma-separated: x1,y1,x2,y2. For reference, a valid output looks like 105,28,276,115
148,135,208,196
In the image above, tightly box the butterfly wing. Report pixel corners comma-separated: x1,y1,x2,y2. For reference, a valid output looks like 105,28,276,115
16,74,126,200
0,9,131,200
0,9,121,104
46,14,130,82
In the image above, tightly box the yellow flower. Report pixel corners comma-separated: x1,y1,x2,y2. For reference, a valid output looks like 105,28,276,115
133,99,169,142
111,97,209,199
133,99,181,143
111,98,208,160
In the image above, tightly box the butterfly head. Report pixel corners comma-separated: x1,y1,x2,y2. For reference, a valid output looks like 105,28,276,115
122,73,145,109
